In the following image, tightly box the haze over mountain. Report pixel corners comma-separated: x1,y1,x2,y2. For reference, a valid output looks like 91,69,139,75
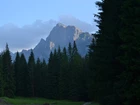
0,16,96,52
0,0,99,54
13,23,93,61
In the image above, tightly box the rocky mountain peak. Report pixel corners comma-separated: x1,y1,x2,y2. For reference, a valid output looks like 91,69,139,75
47,23,82,41
56,23,66,28
39,38,46,45
19,23,93,62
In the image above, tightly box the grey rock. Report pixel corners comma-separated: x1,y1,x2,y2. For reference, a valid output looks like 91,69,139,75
15,23,93,62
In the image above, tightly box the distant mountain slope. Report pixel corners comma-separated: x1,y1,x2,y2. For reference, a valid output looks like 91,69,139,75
19,23,93,62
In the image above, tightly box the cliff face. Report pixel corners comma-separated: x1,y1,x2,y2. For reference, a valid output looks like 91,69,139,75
21,23,93,61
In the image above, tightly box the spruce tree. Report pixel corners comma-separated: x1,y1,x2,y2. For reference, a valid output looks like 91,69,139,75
88,0,124,104
88,36,96,100
0,54,4,96
68,42,72,61
68,41,83,101
46,51,53,98
47,50,59,99
19,53,28,97
49,49,59,99
34,58,41,97
40,59,47,98
59,47,69,99
28,50,35,97
118,0,140,104
82,55,90,101
2,44,15,97
14,52,20,96
34,58,46,97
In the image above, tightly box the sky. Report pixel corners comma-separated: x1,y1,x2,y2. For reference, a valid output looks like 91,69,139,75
0,0,100,52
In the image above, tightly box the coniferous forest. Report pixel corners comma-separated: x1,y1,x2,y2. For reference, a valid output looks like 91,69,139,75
0,0,140,105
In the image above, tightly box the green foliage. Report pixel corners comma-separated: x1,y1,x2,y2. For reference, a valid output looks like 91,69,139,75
14,52,20,96
118,0,140,104
27,50,35,97
89,0,124,101
2,97,85,105
0,54,4,96
34,58,47,97
59,47,69,99
2,44,15,97
45,42,88,101
68,41,85,101
88,0,140,105
47,49,60,99
14,53,28,97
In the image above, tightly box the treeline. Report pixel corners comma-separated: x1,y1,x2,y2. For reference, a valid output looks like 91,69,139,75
0,42,91,101
0,0,139,104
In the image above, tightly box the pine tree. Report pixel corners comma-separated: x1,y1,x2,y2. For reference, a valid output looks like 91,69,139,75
88,35,96,100
2,44,15,97
34,58,41,97
46,52,53,98
68,42,72,61
49,49,60,99
34,58,47,97
47,51,59,99
68,41,83,101
59,47,69,99
18,53,28,97
0,54,4,96
14,52,20,96
118,0,140,104
28,50,35,97
40,59,48,98
82,55,90,101
88,0,124,104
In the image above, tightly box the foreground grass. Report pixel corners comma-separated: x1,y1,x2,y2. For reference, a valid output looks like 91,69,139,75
1,97,85,105
90,102,100,105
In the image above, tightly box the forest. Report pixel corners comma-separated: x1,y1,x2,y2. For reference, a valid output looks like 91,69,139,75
0,0,140,105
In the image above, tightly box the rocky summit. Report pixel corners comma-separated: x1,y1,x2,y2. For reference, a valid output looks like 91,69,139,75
19,23,93,62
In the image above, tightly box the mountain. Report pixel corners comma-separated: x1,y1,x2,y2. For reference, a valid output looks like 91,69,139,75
20,23,93,62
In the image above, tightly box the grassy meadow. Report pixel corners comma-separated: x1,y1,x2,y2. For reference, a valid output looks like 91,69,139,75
1,97,87,105
1,97,100,105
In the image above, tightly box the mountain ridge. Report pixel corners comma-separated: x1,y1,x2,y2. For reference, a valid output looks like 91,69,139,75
12,23,93,62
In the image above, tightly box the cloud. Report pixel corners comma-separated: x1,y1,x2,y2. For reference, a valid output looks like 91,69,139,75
0,20,57,52
58,15,97,32
0,16,97,52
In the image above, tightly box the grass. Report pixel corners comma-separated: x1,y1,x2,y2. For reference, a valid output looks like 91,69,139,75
1,97,84,105
90,102,100,105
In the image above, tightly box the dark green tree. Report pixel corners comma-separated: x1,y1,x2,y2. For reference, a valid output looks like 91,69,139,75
82,55,90,101
118,0,140,104
68,41,83,101
2,44,15,97
49,49,60,99
68,42,72,61
14,52,21,96
28,50,35,97
18,53,28,97
34,58,41,97
47,50,59,99
46,52,53,98
0,54,4,96
34,58,47,97
88,0,124,104
40,59,48,98
88,36,96,101
59,47,69,99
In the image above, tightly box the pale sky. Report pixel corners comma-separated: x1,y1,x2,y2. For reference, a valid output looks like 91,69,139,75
0,0,100,52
